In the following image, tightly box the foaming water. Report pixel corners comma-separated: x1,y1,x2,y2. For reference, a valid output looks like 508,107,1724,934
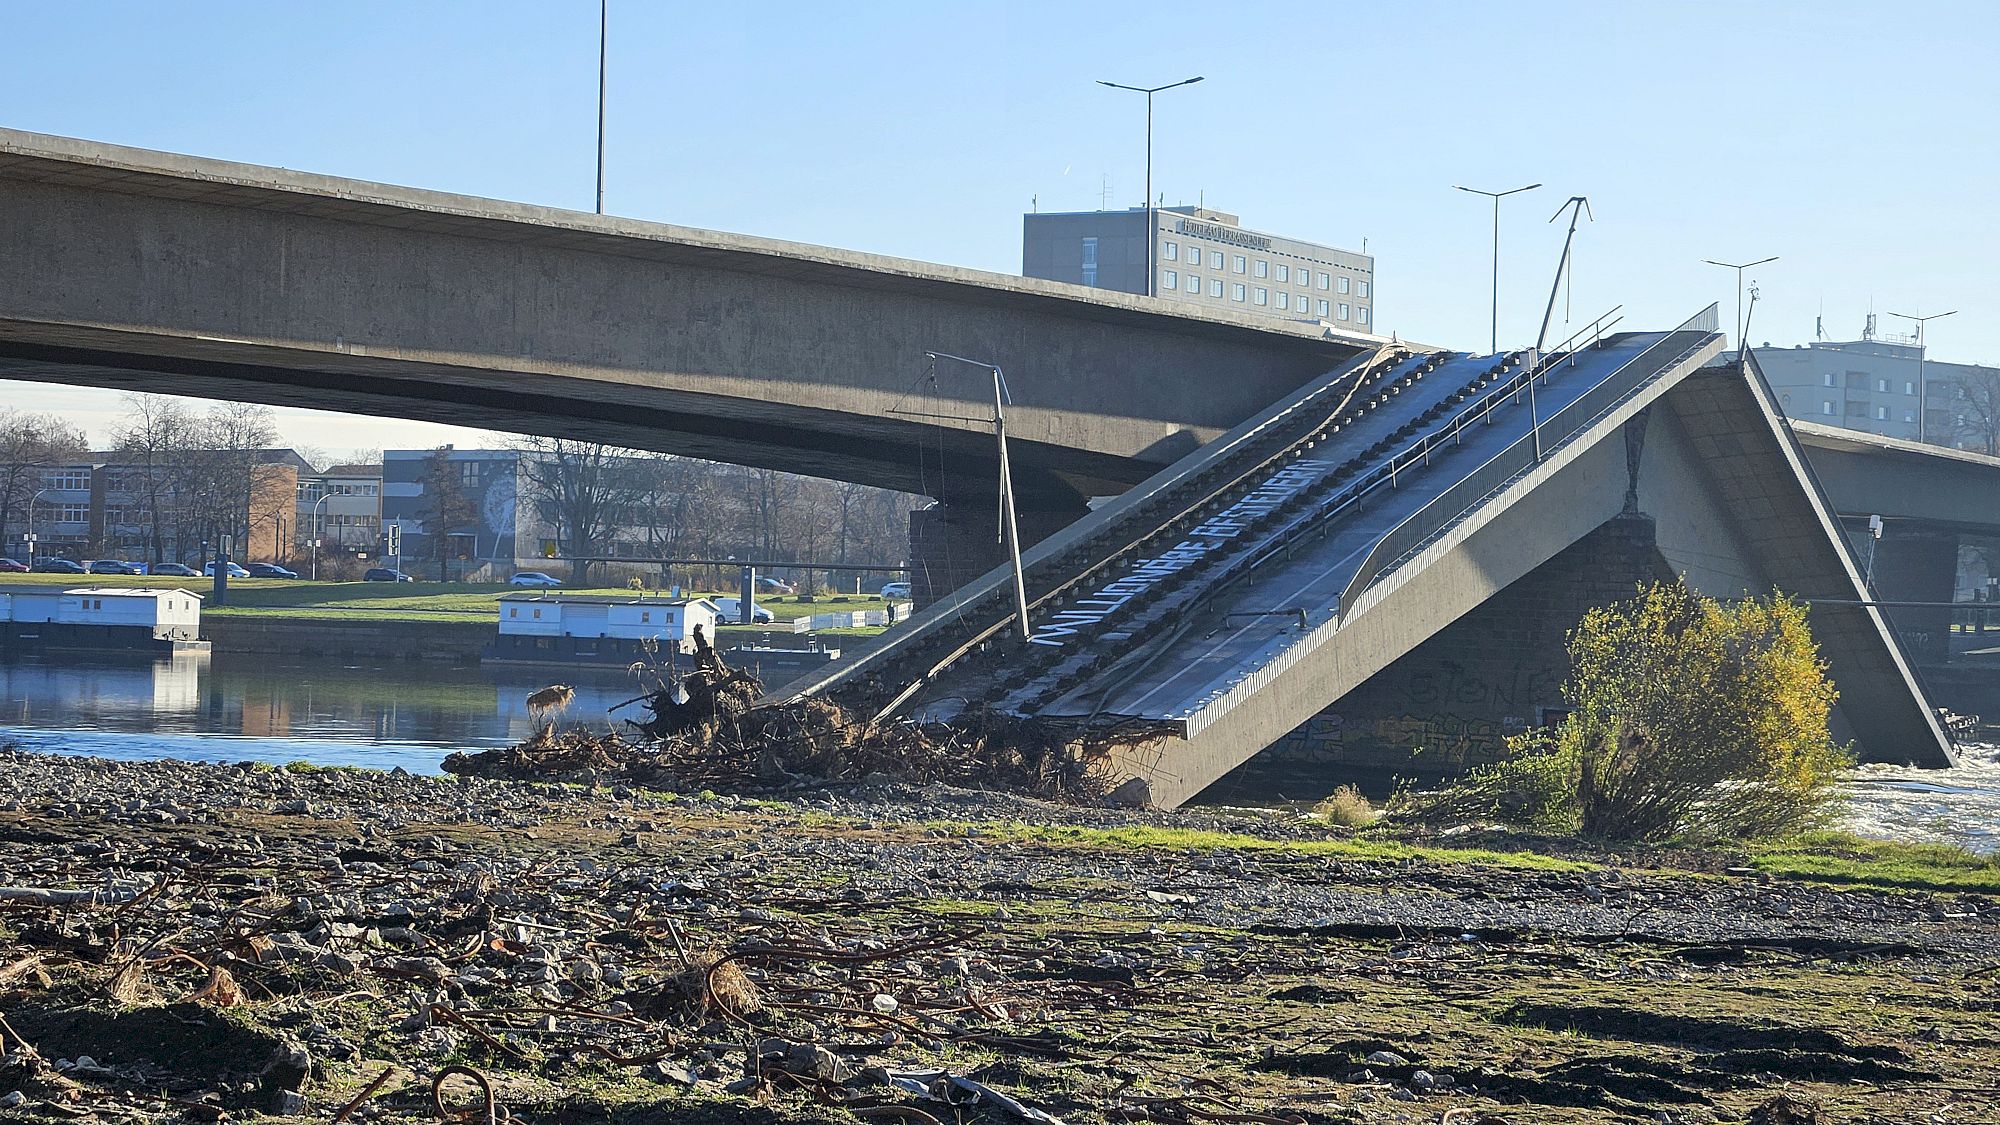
1843,740,2000,855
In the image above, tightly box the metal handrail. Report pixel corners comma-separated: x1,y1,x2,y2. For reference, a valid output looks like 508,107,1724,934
1335,302,1721,614
1155,312,1629,625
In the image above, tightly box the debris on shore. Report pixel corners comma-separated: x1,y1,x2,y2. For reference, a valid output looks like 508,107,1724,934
443,649,1160,804
0,749,1994,1124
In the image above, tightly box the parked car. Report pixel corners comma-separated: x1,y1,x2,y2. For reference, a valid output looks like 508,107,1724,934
363,567,416,583
710,596,775,624
203,561,252,579
87,559,145,576
879,581,912,599
754,576,794,595
246,563,300,579
0,557,28,573
32,559,86,574
150,562,200,577
509,571,562,588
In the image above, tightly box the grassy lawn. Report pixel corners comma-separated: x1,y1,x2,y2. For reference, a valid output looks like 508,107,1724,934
2,573,896,632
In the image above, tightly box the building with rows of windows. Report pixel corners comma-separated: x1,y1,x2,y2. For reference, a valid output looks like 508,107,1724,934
1751,336,2000,453
1022,206,1376,331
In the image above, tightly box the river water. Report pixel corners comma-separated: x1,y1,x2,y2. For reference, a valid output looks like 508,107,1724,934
3,654,1995,854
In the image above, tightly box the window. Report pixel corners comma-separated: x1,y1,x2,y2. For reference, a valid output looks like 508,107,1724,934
1904,409,1916,422
1905,381,1916,395
508,607,518,618
56,505,87,523
1822,401,1836,416
1876,406,1890,420
1253,287,1268,306
1253,259,1268,278
1317,272,1331,290
1187,247,1201,266
1358,281,1370,298
1822,373,1837,387
1209,279,1223,297
1877,378,1890,393
1337,276,1351,294
1276,264,1290,283
1081,237,1097,286
1164,269,1177,290
1357,307,1369,326
1163,241,1177,262
640,611,651,623
1338,303,1350,320
45,470,89,492
1211,253,1224,270
1318,299,1331,317
1232,254,1246,273
1231,283,1246,302
1276,292,1290,310
532,608,542,619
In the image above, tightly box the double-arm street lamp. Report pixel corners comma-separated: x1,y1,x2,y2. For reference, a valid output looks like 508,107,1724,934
1454,183,1541,354
1888,309,1958,444
1097,76,1204,297
1702,255,1778,350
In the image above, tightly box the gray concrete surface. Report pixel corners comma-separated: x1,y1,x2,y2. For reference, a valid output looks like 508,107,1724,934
0,128,1385,509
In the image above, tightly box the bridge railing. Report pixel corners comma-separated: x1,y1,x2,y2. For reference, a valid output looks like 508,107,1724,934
1334,302,1722,614
1200,308,1625,596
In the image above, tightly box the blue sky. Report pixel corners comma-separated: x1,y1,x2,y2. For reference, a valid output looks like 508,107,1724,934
4,0,1997,455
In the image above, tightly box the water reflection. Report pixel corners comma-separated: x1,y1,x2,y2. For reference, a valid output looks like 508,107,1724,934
0,655,646,774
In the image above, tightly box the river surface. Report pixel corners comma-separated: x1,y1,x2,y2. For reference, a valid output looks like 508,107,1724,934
2,654,1995,854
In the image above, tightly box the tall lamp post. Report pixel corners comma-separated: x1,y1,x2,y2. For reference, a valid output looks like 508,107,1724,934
595,0,607,215
1888,309,1957,445
24,487,49,568
1702,255,1778,350
1097,76,1204,298
309,492,331,580
1454,182,1540,354
926,351,1032,643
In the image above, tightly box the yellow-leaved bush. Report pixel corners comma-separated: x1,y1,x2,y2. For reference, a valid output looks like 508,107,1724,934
1406,579,1853,842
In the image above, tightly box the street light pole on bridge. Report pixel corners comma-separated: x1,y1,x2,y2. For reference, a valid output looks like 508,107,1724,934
1454,182,1541,355
1097,76,1204,299
1702,255,1778,351
1888,309,1958,445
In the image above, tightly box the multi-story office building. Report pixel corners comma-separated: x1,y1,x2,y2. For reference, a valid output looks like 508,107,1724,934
1022,206,1377,331
10,452,303,564
296,464,383,554
382,448,550,577
1752,336,2000,452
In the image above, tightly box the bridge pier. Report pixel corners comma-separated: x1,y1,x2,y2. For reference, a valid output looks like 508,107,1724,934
1858,520,1960,666
908,501,1089,606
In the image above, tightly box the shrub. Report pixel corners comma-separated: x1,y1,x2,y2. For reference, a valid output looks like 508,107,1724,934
1405,579,1852,842
1313,784,1377,827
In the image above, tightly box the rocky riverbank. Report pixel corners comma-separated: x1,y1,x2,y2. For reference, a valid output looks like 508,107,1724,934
1,747,1995,1124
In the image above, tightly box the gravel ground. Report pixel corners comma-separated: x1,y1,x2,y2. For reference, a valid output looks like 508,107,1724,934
1,748,1995,1125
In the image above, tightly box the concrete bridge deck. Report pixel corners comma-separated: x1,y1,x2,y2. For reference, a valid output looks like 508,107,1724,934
0,127,1379,510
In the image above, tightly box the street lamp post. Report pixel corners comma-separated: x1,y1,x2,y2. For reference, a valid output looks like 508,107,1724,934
310,492,331,580
1454,183,1540,355
25,487,49,568
595,0,607,215
1702,255,1779,350
1888,309,1958,445
1097,76,1204,298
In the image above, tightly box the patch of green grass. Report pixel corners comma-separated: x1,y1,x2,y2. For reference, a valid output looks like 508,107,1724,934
1747,830,2000,894
946,820,1597,873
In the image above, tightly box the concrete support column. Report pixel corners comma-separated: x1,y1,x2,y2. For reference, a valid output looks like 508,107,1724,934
1867,524,1960,666
908,502,1087,607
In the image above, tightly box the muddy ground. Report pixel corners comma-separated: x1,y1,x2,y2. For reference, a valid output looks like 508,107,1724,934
0,748,1995,1124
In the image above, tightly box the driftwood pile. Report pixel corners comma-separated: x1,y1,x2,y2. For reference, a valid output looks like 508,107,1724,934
444,640,1152,804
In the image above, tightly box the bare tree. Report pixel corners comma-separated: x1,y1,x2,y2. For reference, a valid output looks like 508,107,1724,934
517,437,650,586
419,447,478,581
1950,370,2000,456
0,409,88,557
114,395,196,563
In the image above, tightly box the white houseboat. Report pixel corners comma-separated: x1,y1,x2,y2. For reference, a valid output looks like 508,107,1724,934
0,586,208,656
484,593,722,667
